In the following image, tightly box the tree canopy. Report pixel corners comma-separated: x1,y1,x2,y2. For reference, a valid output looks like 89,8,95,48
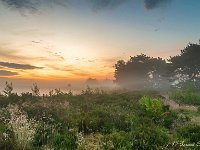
168,43,200,89
114,54,168,89
114,42,200,90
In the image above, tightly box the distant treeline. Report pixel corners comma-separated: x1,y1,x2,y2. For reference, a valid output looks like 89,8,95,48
114,42,200,90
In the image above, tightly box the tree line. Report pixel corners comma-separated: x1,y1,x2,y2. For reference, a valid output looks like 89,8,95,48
114,42,200,90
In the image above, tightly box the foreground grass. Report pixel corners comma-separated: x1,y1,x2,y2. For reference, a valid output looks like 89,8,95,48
0,88,200,150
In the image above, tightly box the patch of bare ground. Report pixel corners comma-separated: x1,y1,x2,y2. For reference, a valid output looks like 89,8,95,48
160,94,200,125
161,94,198,111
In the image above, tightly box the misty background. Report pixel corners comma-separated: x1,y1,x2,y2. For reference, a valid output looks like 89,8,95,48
1,0,200,93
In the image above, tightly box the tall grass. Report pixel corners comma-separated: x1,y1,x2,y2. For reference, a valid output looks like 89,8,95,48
6,105,37,150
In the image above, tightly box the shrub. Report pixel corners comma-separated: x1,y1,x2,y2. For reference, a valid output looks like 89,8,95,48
139,96,162,114
102,131,132,150
31,83,40,97
3,82,13,97
177,124,200,143
139,96,163,122
170,85,200,105
198,106,200,112
21,92,33,101
0,96,9,108
131,125,170,150
172,113,190,129
163,111,177,129
0,123,14,150
32,122,56,147
6,105,37,150
102,126,171,150
78,110,115,134
32,118,78,150
50,132,77,150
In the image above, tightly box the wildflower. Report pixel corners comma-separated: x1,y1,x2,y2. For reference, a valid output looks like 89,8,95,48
6,105,38,149
3,132,9,140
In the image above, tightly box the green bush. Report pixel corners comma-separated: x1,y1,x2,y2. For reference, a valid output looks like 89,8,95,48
103,126,171,150
139,96,163,123
32,121,77,149
50,132,77,150
0,94,20,108
170,85,200,105
77,108,130,134
102,131,132,150
177,124,200,143
139,96,162,115
131,125,170,150
32,122,54,147
197,106,200,112
163,111,177,129
0,123,14,150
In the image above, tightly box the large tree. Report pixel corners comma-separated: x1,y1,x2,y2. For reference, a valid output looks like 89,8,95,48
114,54,168,89
168,43,200,89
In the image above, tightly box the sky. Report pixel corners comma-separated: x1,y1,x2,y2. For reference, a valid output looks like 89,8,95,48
1,0,200,90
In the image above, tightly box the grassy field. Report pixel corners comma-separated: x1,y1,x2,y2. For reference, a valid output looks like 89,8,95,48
0,87,200,150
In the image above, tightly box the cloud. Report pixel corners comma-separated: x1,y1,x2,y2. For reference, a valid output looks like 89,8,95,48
0,49,21,60
31,40,41,44
91,0,129,10
91,0,172,11
0,70,18,76
0,0,69,12
72,71,90,77
1,0,38,12
1,0,172,13
47,64,91,77
143,0,172,10
0,61,43,70
0,46,63,63
46,50,65,61
46,64,74,72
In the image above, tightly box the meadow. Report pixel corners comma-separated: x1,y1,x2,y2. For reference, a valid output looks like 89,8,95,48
0,84,200,150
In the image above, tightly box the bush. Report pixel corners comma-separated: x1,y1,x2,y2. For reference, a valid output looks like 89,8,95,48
32,120,77,149
163,111,177,129
0,123,14,150
177,124,200,143
102,131,132,150
32,122,55,147
103,125,171,150
170,85,200,105
139,96,163,122
131,125,170,150
198,106,200,112
6,105,37,150
50,132,77,150
139,96,162,115
21,92,33,101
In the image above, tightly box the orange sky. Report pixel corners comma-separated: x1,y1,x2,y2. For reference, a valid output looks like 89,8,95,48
0,0,199,83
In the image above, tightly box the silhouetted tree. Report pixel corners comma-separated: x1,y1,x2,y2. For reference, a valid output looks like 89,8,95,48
114,54,168,89
3,81,13,97
31,83,40,97
168,43,200,89
148,57,169,89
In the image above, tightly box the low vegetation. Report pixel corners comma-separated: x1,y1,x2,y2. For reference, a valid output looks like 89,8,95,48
170,85,200,105
0,83,200,149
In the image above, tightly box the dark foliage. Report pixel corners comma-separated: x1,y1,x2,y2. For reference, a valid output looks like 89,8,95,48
114,54,169,90
168,43,200,89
